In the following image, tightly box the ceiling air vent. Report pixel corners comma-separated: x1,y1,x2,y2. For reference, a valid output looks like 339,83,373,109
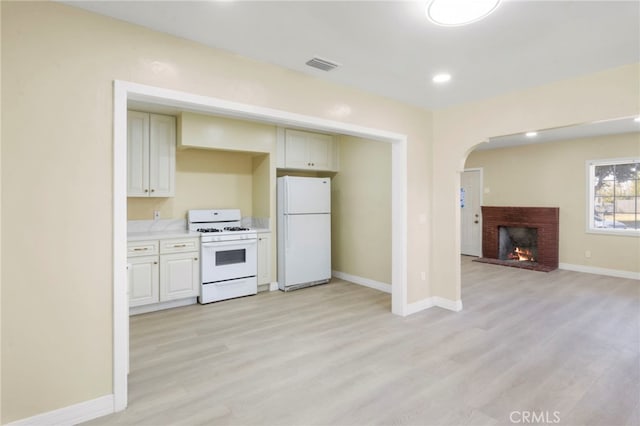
305,57,340,72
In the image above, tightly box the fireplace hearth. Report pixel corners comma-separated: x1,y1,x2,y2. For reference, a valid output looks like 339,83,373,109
475,206,559,272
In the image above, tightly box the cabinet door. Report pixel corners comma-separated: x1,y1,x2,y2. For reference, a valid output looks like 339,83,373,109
160,252,200,301
127,111,150,197
306,132,334,170
128,256,159,307
284,129,311,169
257,233,271,285
149,114,176,197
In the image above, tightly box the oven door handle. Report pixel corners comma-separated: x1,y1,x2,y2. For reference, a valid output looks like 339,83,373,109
202,239,257,248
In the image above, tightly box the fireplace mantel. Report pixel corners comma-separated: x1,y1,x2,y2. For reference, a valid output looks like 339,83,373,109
477,206,559,272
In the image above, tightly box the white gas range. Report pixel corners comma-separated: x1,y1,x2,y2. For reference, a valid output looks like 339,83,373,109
187,209,257,304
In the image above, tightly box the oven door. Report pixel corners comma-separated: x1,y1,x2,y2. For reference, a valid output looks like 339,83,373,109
201,239,257,284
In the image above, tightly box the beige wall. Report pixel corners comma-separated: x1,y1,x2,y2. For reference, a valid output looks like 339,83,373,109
432,64,640,302
332,136,392,284
1,2,432,422
128,148,255,220
465,132,640,273
2,1,638,422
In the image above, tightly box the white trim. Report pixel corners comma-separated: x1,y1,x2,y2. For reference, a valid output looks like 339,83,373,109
559,263,640,280
406,297,435,315
129,297,197,315
113,80,410,409
391,133,408,316
405,297,464,315
6,395,114,426
332,270,391,293
269,282,279,291
433,296,464,312
112,81,128,412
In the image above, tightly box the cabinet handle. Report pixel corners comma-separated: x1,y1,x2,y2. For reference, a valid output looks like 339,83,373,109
194,257,198,261
133,247,148,251
151,189,155,193
153,261,158,265
173,244,187,248
144,189,149,193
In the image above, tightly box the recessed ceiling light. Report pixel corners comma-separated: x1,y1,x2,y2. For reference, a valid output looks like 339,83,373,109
426,0,501,27
525,131,538,138
432,73,451,83
634,116,640,122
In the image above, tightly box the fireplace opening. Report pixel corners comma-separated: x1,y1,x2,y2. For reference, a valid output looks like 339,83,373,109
498,226,538,263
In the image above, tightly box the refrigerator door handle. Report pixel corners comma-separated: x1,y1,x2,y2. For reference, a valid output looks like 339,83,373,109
285,216,290,249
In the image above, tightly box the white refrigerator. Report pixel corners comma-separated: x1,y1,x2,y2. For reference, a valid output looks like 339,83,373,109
277,176,331,291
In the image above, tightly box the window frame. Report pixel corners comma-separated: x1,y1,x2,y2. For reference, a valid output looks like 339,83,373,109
586,157,640,237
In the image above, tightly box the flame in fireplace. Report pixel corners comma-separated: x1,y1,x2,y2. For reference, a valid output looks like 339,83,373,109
508,247,536,262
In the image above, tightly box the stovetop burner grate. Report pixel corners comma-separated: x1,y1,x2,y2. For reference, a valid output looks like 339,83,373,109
197,228,222,233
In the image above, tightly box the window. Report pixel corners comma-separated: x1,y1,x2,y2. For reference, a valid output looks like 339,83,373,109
588,158,639,235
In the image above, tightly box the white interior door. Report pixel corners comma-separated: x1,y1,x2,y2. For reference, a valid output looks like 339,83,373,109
461,169,482,256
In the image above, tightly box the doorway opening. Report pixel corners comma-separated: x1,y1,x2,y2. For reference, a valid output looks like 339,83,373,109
113,81,409,411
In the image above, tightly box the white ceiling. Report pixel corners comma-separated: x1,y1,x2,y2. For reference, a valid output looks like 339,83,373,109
63,0,639,111
63,0,640,148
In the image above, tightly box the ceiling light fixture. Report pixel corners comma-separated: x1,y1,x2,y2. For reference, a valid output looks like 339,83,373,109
634,116,640,122
525,131,538,138
426,0,501,27
432,73,451,83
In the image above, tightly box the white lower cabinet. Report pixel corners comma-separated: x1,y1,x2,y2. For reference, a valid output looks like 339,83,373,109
128,255,159,307
257,232,271,286
127,237,200,312
160,252,200,301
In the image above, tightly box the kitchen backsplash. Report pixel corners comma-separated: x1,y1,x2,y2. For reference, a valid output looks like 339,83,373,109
127,219,187,233
128,217,270,233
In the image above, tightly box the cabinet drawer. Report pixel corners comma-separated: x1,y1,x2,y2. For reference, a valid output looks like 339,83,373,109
127,240,159,257
160,238,199,254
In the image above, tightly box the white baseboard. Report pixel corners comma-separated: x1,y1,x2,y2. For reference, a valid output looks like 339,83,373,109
7,394,114,426
406,296,463,315
269,281,279,291
406,297,435,315
433,297,464,312
332,270,391,293
559,263,640,280
129,297,197,315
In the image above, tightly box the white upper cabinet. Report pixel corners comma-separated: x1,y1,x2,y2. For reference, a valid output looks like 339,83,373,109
127,111,176,197
127,111,150,196
277,128,338,172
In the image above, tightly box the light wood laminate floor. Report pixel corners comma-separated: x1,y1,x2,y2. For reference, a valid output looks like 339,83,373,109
86,257,639,425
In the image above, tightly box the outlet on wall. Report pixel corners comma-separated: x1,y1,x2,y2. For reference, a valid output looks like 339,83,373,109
585,250,591,258
153,210,160,220
420,271,426,281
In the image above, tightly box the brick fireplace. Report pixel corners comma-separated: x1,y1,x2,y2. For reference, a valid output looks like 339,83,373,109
475,206,559,272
